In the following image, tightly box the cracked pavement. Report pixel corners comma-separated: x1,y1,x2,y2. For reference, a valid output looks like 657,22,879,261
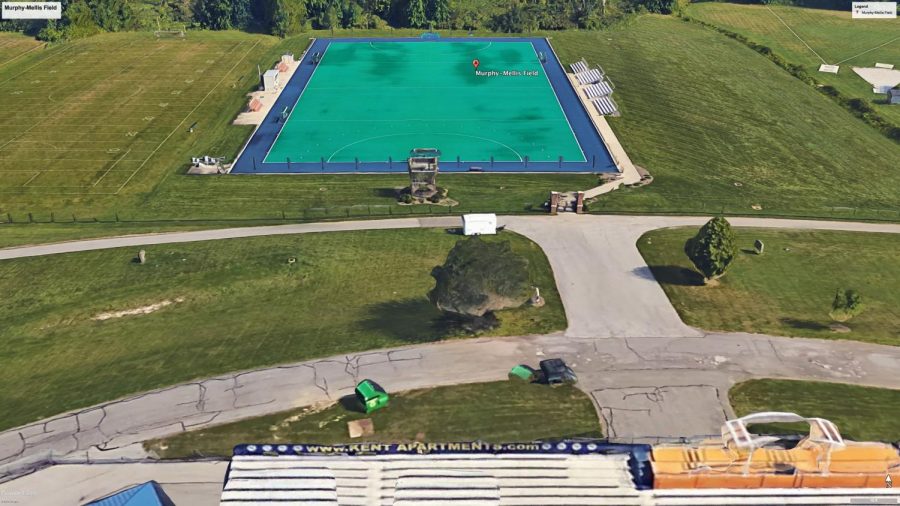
0,215,898,470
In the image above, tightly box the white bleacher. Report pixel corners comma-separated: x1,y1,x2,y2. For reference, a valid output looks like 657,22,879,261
570,60,589,74
583,81,613,98
592,96,618,116
575,69,603,85
223,453,642,506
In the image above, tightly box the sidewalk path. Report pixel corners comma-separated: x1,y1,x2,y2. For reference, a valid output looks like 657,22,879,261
0,215,897,467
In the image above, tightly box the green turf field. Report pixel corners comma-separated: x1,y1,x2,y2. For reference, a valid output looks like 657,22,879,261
637,227,900,345
0,228,565,431
686,3,900,127
146,381,601,459
266,40,584,163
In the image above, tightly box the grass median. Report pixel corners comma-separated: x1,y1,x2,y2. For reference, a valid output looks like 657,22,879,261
0,228,565,431
637,227,900,345
145,381,602,459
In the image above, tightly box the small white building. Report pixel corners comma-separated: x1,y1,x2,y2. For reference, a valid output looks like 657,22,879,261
261,69,280,91
462,213,497,236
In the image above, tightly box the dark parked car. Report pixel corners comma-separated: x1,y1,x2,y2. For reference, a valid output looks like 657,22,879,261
539,358,577,386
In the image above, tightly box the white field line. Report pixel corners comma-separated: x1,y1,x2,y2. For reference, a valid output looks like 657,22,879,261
0,42,47,69
114,40,261,194
20,172,40,186
92,149,131,187
766,5,827,65
835,36,900,65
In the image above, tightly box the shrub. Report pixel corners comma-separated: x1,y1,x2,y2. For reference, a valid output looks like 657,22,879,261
829,289,865,322
684,216,737,282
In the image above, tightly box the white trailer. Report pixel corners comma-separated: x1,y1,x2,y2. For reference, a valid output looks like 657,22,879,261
462,214,497,236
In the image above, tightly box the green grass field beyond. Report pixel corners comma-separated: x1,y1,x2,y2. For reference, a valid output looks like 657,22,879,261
730,380,900,442
0,229,565,431
686,3,900,127
267,40,583,163
1,20,899,223
145,381,601,459
637,227,900,345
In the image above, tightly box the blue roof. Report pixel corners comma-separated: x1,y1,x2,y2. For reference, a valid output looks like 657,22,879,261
86,481,174,506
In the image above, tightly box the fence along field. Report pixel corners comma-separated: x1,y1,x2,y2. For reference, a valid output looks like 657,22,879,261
0,32,263,196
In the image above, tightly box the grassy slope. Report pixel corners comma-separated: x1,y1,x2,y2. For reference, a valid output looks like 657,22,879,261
636,227,900,345
549,16,900,219
0,229,565,431
730,379,900,442
146,381,601,459
686,3,900,127
0,33,42,66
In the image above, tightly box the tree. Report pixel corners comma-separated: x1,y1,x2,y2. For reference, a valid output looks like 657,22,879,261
426,0,449,28
684,216,736,282
270,0,307,36
429,237,531,328
193,0,234,29
405,0,427,28
829,289,864,322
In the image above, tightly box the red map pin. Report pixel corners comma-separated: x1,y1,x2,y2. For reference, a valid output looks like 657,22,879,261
472,59,480,70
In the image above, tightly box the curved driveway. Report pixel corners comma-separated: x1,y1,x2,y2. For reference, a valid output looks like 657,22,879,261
0,215,898,469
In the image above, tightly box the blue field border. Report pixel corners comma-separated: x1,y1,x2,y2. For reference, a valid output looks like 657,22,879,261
231,37,616,174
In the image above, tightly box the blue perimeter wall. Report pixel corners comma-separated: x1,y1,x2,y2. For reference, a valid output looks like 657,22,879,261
231,37,618,174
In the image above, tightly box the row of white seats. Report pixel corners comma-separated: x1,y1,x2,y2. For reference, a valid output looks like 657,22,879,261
575,69,604,86
570,60,589,74
592,97,618,116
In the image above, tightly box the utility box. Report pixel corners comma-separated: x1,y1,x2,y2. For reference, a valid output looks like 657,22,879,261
355,379,389,414
462,214,497,236
261,69,280,91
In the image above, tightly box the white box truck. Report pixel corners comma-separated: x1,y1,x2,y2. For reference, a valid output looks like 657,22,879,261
462,214,497,236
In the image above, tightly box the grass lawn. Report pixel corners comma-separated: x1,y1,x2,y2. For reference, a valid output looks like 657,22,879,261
686,2,900,127
2,19,900,226
0,32,42,66
551,16,900,220
145,381,602,459
636,227,900,345
0,228,565,431
730,379,900,442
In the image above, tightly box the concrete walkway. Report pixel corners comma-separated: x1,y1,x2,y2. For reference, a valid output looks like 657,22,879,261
0,215,898,469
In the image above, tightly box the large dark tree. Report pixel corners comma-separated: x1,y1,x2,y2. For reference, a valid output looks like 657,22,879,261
684,216,736,283
405,0,427,27
429,237,531,328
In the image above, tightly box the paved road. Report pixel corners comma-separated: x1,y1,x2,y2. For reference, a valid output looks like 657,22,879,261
0,215,898,470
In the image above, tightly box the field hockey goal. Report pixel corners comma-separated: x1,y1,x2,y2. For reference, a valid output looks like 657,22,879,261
154,29,185,38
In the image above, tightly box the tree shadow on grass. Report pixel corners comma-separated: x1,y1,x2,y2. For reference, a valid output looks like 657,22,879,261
633,265,705,287
361,298,456,343
779,318,830,331
373,188,399,199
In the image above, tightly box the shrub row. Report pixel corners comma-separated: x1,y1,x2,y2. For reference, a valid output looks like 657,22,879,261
682,15,900,143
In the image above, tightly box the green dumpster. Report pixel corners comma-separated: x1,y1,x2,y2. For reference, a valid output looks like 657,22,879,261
355,379,389,413
509,364,536,382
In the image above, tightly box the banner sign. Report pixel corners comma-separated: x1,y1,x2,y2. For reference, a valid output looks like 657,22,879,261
233,440,647,457
1,2,61,19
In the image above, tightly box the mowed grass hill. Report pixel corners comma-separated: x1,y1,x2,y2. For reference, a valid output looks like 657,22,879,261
0,15,897,224
686,2,900,127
